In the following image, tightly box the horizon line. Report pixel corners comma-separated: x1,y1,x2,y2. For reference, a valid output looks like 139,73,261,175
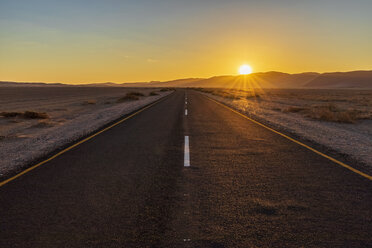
1,69,372,85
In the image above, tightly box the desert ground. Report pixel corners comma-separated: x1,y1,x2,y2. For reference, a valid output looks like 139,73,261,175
196,88,372,171
0,87,172,177
1,87,371,177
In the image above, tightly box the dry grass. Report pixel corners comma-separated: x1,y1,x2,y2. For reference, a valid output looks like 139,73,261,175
1,111,49,119
284,104,368,123
196,88,372,124
306,105,362,123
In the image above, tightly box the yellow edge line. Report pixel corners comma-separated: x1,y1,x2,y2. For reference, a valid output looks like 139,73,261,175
205,95,372,181
0,95,170,187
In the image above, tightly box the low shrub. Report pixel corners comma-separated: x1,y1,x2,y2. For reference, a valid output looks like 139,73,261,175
0,112,21,118
23,111,49,119
127,92,145,97
159,88,174,92
117,94,139,102
1,111,49,119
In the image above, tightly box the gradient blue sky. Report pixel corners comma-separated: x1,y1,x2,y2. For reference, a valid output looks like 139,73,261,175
1,0,371,83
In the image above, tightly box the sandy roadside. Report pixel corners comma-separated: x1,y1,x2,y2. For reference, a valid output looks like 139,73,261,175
0,90,172,177
200,92,372,172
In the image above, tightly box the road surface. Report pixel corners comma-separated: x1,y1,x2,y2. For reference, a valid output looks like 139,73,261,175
0,90,371,247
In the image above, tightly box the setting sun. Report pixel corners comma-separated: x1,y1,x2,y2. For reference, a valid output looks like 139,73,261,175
239,65,253,75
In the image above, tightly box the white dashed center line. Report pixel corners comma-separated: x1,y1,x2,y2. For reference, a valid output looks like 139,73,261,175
184,136,190,167
185,109,188,115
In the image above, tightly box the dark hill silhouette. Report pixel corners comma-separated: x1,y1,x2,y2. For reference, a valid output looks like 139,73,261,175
304,71,372,88
0,81,66,87
140,72,318,89
1,70,371,88
138,78,203,87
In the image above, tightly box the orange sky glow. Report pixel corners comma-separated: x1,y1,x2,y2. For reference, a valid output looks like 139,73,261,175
0,0,371,84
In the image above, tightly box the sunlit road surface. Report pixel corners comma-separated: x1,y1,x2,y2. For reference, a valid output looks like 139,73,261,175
0,90,371,247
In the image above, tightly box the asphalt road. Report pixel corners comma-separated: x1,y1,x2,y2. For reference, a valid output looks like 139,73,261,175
0,90,371,247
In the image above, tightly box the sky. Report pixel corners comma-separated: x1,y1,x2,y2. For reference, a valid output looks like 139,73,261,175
0,0,371,83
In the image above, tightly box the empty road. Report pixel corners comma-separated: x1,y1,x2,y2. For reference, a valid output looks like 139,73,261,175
0,90,371,247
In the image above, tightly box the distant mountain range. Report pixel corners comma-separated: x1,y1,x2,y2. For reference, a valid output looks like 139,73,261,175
1,70,371,89
303,71,372,88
